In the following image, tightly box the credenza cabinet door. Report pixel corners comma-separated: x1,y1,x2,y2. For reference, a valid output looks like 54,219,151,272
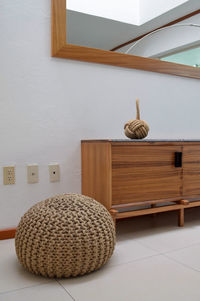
183,146,200,197
112,145,183,205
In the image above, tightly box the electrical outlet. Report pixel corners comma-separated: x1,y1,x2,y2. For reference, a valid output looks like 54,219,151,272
27,165,39,184
3,166,15,185
49,164,60,182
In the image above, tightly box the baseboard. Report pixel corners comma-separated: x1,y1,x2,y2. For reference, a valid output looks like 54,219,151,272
0,228,16,240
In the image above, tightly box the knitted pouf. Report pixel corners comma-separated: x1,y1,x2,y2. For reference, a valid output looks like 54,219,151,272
15,194,116,278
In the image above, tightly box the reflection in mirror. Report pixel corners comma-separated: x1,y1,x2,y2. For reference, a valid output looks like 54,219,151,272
124,24,200,67
66,0,200,67
66,9,141,51
161,45,200,67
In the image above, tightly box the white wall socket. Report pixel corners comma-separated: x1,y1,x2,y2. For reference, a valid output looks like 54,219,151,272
3,166,15,185
27,165,39,184
49,164,60,182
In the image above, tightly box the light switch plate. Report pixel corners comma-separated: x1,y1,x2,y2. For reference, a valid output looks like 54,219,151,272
27,165,39,184
3,166,15,185
49,164,60,182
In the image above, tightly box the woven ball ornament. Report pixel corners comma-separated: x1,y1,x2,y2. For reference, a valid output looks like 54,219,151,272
124,99,149,139
15,194,116,278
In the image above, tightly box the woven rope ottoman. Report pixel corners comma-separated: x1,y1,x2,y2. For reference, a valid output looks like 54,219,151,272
15,194,116,278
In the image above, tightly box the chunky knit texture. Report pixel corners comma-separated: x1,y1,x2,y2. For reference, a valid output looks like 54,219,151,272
15,194,116,278
124,119,149,139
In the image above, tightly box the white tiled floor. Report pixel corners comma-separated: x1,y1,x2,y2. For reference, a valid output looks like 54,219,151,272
1,208,200,300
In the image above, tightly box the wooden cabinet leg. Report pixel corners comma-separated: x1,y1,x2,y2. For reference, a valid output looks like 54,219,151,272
110,209,117,229
151,204,157,218
178,208,184,227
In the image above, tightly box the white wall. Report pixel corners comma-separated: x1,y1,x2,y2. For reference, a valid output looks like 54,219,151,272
67,0,140,25
67,0,189,25
1,0,200,229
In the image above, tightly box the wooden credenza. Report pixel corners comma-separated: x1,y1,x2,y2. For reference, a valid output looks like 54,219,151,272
81,140,200,226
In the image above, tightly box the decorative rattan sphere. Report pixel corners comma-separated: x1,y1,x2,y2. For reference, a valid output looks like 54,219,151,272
15,194,116,278
124,99,149,139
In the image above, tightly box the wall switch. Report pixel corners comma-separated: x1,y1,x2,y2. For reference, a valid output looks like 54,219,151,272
49,164,60,182
27,165,39,184
3,166,15,185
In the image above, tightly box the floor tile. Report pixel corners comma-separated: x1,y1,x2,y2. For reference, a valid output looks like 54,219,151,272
115,210,200,253
0,282,73,301
166,243,200,271
59,255,200,301
0,239,50,294
107,238,158,267
136,226,200,253
1,208,200,301
116,211,180,243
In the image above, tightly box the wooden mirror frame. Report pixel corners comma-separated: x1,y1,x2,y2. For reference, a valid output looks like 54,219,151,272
51,0,200,79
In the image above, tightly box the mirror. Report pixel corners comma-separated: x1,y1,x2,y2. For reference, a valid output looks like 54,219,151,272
51,0,200,79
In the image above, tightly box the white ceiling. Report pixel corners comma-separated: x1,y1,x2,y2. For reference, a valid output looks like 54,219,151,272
67,0,189,25
67,0,139,25
139,0,189,24
66,0,200,51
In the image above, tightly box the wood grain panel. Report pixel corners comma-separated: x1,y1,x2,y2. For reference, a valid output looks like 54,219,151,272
81,141,112,209
183,145,200,196
186,200,200,208
112,197,185,210
51,0,66,55
112,145,182,204
116,204,183,219
0,228,16,240
51,0,200,79
55,44,200,79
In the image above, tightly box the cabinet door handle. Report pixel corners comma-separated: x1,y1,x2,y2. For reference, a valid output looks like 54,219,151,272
174,152,182,167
